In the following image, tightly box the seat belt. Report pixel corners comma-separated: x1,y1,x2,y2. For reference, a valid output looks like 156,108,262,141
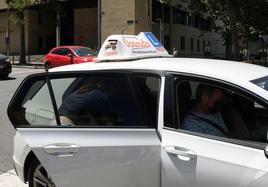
189,113,228,136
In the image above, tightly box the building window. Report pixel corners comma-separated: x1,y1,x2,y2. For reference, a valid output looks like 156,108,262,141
173,9,188,25
163,4,170,23
152,1,170,23
152,0,161,22
197,39,200,52
191,38,194,51
194,17,200,28
188,15,195,27
38,36,44,50
38,12,43,25
180,36,185,51
164,35,170,49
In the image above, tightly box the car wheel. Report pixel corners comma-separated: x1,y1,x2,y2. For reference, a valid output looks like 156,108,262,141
44,62,52,70
28,159,56,187
0,74,8,79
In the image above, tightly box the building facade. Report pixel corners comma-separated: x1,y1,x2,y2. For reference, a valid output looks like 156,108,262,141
0,0,225,57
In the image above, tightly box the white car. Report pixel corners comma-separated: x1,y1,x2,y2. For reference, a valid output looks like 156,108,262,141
8,33,268,187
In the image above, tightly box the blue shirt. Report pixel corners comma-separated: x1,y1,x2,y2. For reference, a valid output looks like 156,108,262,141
182,111,228,137
59,89,111,116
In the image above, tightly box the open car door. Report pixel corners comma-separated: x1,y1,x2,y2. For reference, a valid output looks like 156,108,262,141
8,72,161,187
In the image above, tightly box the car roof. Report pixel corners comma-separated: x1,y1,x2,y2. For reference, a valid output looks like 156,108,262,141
54,46,90,49
50,58,267,80
50,58,268,100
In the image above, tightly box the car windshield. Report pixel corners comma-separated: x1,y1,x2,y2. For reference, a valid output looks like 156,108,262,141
0,53,6,58
72,47,96,57
251,75,268,91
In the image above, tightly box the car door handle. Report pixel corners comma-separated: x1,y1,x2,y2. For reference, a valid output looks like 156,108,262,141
165,146,196,159
44,143,80,157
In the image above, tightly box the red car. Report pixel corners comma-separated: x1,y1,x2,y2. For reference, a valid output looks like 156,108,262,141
44,46,97,69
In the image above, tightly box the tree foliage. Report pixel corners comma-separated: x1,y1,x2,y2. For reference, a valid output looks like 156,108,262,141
239,0,268,39
5,0,58,64
6,0,32,24
162,0,268,60
6,0,34,64
192,0,268,60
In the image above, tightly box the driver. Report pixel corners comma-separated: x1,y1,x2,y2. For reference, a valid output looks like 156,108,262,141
182,84,228,137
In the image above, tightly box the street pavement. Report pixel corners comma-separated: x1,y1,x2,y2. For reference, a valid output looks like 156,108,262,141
0,67,44,186
0,170,27,187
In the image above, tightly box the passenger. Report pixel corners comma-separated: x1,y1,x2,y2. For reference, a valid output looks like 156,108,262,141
182,84,228,137
59,79,112,125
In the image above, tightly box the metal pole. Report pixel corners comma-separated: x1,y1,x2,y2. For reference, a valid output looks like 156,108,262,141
161,3,164,45
169,6,172,51
159,19,163,44
56,4,61,47
6,8,10,57
97,0,101,51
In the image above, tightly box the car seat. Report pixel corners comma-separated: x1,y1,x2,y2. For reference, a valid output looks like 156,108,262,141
177,81,195,126
221,102,250,140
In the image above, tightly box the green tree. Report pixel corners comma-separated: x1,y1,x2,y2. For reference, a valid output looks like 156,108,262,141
5,0,58,64
239,0,268,39
6,0,33,64
162,0,268,60
196,0,268,60
185,0,242,60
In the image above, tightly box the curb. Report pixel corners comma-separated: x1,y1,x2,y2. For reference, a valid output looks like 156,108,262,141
11,64,44,69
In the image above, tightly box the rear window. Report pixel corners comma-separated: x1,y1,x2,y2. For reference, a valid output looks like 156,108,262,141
8,73,160,128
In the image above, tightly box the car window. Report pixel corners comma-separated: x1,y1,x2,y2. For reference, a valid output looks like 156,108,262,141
72,47,96,56
9,73,160,128
24,81,56,125
251,75,268,91
62,48,73,56
51,48,64,55
131,74,160,126
10,79,56,126
52,74,159,127
167,76,268,145
51,48,72,56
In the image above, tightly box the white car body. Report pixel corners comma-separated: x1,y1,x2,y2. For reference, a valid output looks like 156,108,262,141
10,33,268,187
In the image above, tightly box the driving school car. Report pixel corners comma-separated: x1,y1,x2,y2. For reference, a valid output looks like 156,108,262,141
8,32,268,187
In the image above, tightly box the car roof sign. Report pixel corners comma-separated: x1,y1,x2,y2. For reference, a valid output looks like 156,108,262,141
96,32,171,61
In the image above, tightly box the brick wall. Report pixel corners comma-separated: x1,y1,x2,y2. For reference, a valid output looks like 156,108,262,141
101,0,135,43
134,0,152,34
74,8,97,49
0,11,20,54
25,9,55,54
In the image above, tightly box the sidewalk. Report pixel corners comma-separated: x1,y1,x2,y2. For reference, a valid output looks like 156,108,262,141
11,61,44,69
0,170,27,187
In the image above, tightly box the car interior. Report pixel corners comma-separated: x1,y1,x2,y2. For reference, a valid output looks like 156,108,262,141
176,80,268,143
59,75,159,127
59,76,126,126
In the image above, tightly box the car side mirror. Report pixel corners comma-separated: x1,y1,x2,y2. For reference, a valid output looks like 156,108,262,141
67,53,74,58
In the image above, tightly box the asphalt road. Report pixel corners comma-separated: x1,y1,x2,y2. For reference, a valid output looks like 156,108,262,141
0,67,44,175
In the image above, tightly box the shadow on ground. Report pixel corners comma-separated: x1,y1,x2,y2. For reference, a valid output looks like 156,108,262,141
0,77,16,81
